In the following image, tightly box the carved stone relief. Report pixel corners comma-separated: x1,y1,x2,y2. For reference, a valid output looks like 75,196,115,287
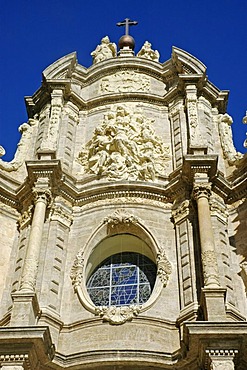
201,250,220,287
103,209,139,227
218,113,243,164
99,71,150,93
70,250,84,290
95,305,140,325
91,36,117,64
78,105,170,181
137,41,160,62
157,250,172,286
186,85,204,146
40,89,63,151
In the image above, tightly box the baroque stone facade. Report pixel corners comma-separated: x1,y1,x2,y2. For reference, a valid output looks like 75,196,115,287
0,35,247,370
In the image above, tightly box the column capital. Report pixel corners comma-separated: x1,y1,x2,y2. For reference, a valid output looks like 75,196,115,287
32,177,52,206
33,187,52,206
193,182,212,200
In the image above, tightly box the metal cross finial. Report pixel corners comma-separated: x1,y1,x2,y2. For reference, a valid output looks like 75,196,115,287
116,18,138,36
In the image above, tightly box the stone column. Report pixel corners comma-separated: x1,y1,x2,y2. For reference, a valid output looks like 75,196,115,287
193,182,220,288
193,178,227,321
206,349,238,370
20,178,51,291
11,178,51,326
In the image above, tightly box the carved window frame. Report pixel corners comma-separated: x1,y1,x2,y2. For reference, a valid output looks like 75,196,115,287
70,209,172,324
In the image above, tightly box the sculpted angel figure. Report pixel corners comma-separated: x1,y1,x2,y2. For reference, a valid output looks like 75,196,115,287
91,36,117,64
137,41,160,62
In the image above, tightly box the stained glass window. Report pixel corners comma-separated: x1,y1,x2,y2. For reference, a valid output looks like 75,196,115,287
86,252,157,307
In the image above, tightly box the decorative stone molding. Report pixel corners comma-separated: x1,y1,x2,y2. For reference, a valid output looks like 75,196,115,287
137,41,160,62
218,113,243,164
78,105,170,181
157,250,172,287
171,199,191,224
91,36,117,64
79,196,170,211
99,71,150,93
193,183,212,200
70,250,84,290
95,305,140,325
201,251,220,287
103,209,139,227
206,349,238,370
0,353,30,369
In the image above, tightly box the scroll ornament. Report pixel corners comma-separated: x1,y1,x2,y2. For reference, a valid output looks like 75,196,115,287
78,105,170,181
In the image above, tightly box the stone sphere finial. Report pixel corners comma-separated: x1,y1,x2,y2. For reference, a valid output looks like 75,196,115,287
118,35,135,50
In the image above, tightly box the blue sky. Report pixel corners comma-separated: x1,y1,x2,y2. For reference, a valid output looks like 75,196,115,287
0,0,246,161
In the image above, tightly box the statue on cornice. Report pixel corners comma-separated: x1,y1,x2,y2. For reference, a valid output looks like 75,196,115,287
0,118,38,172
137,41,160,62
91,36,117,64
218,113,243,164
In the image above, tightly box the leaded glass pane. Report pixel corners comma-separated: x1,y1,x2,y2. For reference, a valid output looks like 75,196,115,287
86,252,156,307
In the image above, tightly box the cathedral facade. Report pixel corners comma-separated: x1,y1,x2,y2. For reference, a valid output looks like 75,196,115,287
0,33,247,369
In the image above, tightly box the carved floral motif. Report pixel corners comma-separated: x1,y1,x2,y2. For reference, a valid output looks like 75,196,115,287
157,250,172,286
78,105,170,181
91,36,117,64
218,113,243,164
95,305,140,325
103,209,139,227
100,71,150,93
70,250,84,289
